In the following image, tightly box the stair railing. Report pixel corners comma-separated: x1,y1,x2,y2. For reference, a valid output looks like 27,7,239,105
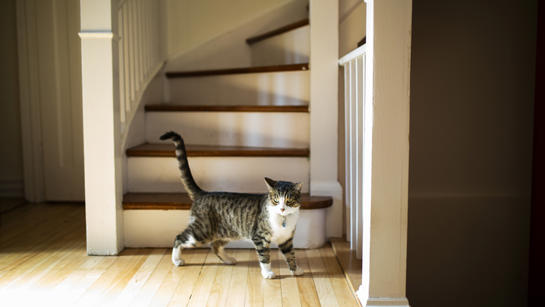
339,44,368,259
80,0,165,255
117,0,164,140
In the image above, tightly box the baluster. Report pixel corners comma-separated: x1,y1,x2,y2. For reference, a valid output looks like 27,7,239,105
138,0,146,86
347,60,354,248
123,2,130,113
350,59,358,250
128,0,135,103
134,0,139,89
118,8,126,125
356,55,364,259
344,63,351,239
144,0,151,79
152,1,160,66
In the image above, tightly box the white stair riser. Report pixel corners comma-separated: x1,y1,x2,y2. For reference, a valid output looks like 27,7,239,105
128,157,310,193
168,71,309,106
123,208,326,248
146,112,309,148
250,26,309,66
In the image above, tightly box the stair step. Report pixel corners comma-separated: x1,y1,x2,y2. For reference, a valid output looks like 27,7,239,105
123,192,332,210
126,143,310,157
165,63,308,78
123,195,328,248
167,67,308,106
246,18,309,44
145,105,308,113
127,156,309,193
145,111,309,148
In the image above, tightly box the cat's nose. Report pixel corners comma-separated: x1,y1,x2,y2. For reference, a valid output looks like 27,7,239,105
280,208,285,212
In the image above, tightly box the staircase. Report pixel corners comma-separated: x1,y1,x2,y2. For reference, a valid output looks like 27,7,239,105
122,17,332,249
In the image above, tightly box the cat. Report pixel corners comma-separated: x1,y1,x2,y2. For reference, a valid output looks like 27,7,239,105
160,131,304,279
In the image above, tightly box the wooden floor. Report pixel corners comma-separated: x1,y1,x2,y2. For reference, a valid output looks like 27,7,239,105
0,203,359,306
330,239,362,295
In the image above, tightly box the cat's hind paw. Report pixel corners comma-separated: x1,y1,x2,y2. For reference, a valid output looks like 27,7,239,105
222,255,237,265
290,266,304,276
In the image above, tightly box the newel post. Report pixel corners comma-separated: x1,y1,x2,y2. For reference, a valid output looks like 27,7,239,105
80,0,124,255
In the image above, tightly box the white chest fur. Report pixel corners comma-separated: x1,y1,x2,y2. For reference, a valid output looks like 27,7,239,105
267,206,299,245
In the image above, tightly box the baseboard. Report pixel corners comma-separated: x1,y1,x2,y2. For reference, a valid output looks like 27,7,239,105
0,179,24,198
356,287,410,307
365,298,410,307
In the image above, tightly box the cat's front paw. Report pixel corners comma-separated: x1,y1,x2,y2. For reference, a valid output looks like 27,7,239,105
172,246,184,266
290,266,304,276
172,258,185,266
261,269,276,279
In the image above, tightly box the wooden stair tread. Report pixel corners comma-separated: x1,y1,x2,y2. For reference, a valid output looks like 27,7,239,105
165,63,308,78
246,18,309,44
145,104,308,113
123,192,332,210
126,143,310,157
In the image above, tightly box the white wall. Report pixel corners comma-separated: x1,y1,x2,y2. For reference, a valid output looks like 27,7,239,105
165,0,307,70
0,0,24,198
339,0,365,57
166,0,306,58
407,0,537,306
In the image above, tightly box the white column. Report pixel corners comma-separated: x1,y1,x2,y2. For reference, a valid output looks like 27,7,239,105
80,0,124,255
309,0,343,238
357,1,412,306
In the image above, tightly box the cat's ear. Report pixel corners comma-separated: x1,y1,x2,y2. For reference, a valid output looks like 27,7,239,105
264,177,277,191
294,182,303,192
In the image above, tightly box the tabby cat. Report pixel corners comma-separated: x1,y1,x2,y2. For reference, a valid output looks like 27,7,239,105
161,131,304,279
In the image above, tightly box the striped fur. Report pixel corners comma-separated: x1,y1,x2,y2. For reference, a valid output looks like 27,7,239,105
160,131,303,278
159,131,202,200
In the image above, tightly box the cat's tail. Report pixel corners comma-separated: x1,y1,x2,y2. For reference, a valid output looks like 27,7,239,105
160,131,203,200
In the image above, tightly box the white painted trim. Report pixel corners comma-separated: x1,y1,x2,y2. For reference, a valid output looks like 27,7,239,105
357,285,367,304
365,298,410,307
80,0,124,255
357,285,410,306
78,31,116,39
310,180,343,238
358,0,412,303
362,0,375,296
339,44,367,65
0,180,24,198
16,0,45,202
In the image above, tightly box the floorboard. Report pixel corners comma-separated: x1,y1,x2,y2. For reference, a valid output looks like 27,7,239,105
330,238,363,295
0,203,360,306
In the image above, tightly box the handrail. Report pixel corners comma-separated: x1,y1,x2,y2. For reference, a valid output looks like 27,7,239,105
246,18,309,45
338,44,367,65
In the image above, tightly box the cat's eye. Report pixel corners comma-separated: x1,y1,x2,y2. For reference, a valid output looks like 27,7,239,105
271,199,278,205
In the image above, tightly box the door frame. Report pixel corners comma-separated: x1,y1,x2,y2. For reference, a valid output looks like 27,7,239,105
529,0,544,304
